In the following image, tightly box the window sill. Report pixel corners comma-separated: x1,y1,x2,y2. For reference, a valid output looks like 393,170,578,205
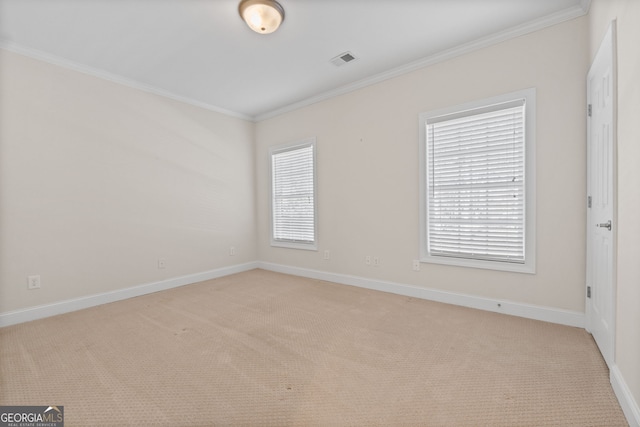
420,254,535,274
271,240,318,251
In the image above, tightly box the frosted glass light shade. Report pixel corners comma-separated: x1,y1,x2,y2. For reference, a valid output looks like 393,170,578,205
239,0,285,34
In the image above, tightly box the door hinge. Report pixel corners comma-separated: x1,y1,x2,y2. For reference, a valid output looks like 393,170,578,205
587,286,591,298
588,195,592,208
588,104,592,117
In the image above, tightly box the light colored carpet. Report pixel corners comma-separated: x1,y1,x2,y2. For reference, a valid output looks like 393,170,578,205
0,269,627,426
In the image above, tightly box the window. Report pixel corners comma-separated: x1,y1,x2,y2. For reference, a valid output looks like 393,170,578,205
419,89,536,273
270,138,317,250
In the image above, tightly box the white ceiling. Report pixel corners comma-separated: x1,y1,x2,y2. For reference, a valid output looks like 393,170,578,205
0,0,589,120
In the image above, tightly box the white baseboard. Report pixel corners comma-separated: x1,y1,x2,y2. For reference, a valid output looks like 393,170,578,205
0,262,258,328
611,364,640,427
5,260,634,425
2,260,584,330
257,262,585,328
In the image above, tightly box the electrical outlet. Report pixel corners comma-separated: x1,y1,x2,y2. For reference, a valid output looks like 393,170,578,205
323,250,330,260
229,246,236,256
158,258,166,269
28,275,41,289
373,257,380,267
365,256,371,265
413,260,421,271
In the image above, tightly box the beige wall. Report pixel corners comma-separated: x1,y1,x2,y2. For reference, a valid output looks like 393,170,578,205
256,17,589,312
0,50,257,313
1,7,637,422
590,0,640,416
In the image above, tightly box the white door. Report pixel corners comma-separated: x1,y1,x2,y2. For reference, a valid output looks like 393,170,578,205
586,22,616,368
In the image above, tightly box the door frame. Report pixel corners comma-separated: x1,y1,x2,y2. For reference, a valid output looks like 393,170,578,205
585,20,617,368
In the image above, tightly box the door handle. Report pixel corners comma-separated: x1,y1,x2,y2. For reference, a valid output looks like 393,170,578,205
597,220,612,231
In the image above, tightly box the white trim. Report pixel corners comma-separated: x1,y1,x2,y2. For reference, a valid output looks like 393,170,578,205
585,20,617,368
4,258,632,423
257,262,584,328
0,262,258,328
255,5,588,121
0,43,252,122
419,88,537,274
611,364,640,427
0,3,587,124
579,0,592,13
269,138,318,251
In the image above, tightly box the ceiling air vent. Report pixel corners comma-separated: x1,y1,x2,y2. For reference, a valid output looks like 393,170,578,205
330,51,357,67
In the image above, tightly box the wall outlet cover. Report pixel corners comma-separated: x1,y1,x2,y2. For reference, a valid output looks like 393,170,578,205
27,275,41,289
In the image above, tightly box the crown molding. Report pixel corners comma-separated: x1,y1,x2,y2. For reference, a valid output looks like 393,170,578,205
0,41,253,122
255,4,589,121
0,2,590,124
580,0,592,13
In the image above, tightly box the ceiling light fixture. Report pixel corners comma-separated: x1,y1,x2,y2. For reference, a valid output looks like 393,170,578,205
238,0,285,34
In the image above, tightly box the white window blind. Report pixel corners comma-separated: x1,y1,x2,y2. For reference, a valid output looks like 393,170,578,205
426,99,526,264
271,141,316,248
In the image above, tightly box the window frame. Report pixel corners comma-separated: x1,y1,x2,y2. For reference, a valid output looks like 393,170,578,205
419,88,536,274
269,138,318,251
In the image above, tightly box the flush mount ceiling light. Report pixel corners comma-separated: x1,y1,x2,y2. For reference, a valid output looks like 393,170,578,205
238,0,285,34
